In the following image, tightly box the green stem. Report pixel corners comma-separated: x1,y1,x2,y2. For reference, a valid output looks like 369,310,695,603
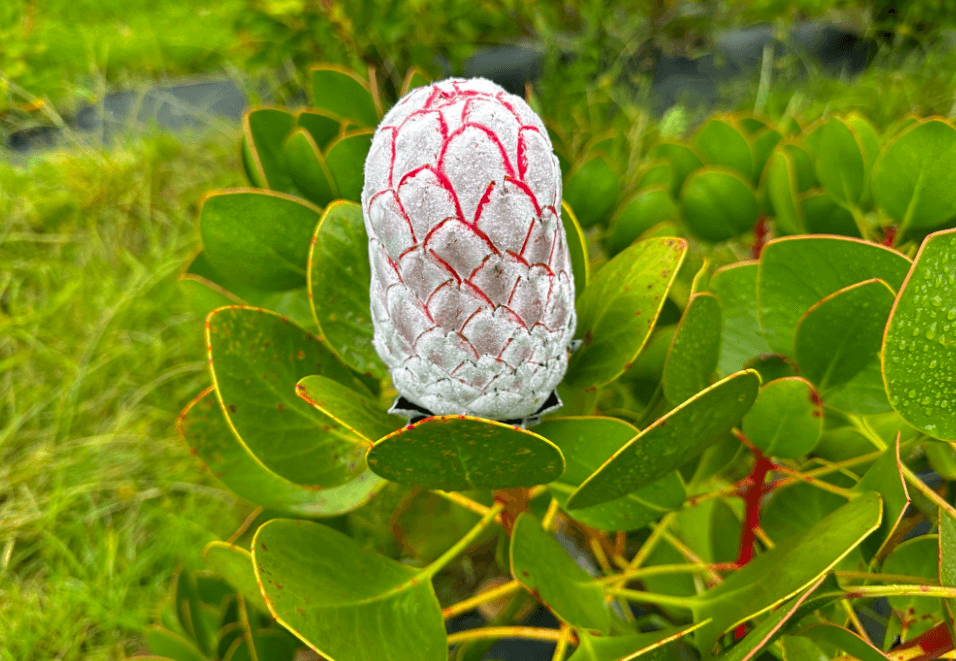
421,502,505,581
605,587,697,610
901,464,956,523
847,585,956,599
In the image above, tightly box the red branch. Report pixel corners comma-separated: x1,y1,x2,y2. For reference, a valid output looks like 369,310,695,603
891,622,955,660
732,437,777,639
882,225,898,247
750,216,770,260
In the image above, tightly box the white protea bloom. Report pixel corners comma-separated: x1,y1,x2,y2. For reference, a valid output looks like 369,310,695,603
362,78,576,421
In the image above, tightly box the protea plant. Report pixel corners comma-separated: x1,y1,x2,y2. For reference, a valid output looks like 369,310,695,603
362,78,577,423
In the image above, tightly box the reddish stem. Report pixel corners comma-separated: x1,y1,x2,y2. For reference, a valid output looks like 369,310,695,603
882,225,897,247
733,443,776,638
750,216,770,260
494,488,530,536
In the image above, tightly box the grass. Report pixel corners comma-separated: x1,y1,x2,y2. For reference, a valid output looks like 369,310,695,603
0,129,250,660
1,0,249,119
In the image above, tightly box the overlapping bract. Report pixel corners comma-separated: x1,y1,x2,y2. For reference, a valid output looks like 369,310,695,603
362,78,576,420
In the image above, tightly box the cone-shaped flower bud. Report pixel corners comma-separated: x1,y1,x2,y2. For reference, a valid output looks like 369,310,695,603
362,78,576,421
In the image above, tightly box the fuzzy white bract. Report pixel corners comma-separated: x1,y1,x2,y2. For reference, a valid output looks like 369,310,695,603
361,78,576,420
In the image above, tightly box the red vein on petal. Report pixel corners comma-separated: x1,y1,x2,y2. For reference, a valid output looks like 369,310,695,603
474,180,497,226
439,122,516,179
463,280,495,308
504,176,540,216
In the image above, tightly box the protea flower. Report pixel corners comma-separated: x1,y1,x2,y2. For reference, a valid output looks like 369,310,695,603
361,78,577,423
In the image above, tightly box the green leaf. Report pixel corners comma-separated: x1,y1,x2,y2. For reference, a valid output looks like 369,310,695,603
252,519,446,661
200,190,322,291
883,228,956,440
537,417,685,532
751,128,782,184
605,187,678,256
636,160,674,190
310,65,380,127
714,575,831,661
566,370,759,509
709,261,773,376
566,237,687,390
691,491,882,657
779,635,829,661
510,513,610,633
939,507,956,620
177,273,245,320
761,481,847,545
144,626,207,661
813,117,866,207
324,130,374,202
693,118,755,180
202,542,269,614
241,108,296,193
307,200,384,379
852,436,909,562
296,374,399,442
366,416,565,490
178,388,382,516
561,200,590,298
568,623,706,661
798,624,890,661
296,109,341,152
882,536,942,612
766,150,804,235
680,168,759,243
742,377,822,458
400,67,431,96
783,144,816,192
564,154,620,228
284,128,337,208
872,119,956,232
757,236,911,355
174,569,214,655
663,293,722,405
207,306,371,487
802,191,860,237
794,279,895,392
651,141,704,197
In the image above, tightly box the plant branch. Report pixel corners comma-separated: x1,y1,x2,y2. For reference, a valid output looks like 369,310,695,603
421,502,505,580
901,464,956,523
441,579,523,619
446,626,564,645
551,625,573,661
433,490,502,524
605,587,697,610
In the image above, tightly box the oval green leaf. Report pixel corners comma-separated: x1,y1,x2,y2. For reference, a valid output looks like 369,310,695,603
564,154,620,228
814,117,866,207
296,374,399,443
366,416,565,490
680,168,759,243
802,190,860,237
200,189,322,291
252,519,446,661
207,306,371,487
510,513,610,633
853,436,909,562
709,261,773,376
651,141,704,197
284,128,337,208
307,200,384,378
663,292,722,405
567,370,760,510
241,108,296,193
766,149,805,235
742,377,822,458
565,237,687,390
296,109,341,152
179,387,382,516
604,186,677,257
692,117,755,180
537,417,685,532
757,235,911,355
202,542,269,614
324,130,374,203
309,65,380,127
872,119,956,232
883,228,956,440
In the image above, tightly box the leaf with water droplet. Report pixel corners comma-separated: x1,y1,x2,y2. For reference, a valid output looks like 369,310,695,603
883,228,956,440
